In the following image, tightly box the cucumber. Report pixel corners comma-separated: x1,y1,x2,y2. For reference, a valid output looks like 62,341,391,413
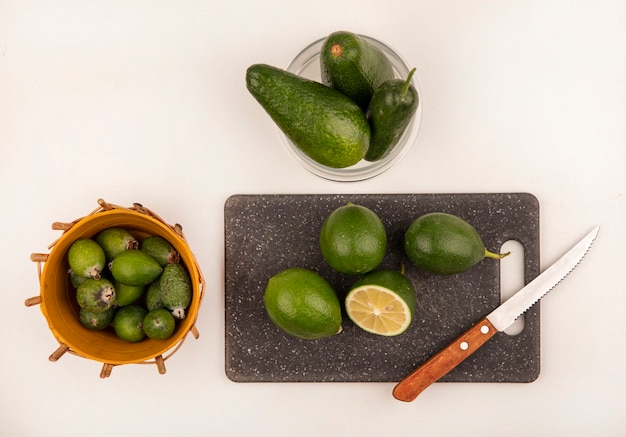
246,63,369,168
365,68,419,161
320,31,395,110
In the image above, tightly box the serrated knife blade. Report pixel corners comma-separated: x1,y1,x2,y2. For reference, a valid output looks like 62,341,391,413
392,226,599,402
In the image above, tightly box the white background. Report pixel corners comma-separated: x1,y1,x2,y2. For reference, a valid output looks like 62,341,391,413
1,1,625,436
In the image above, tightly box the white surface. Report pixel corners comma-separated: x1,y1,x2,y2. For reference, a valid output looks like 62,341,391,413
1,1,624,436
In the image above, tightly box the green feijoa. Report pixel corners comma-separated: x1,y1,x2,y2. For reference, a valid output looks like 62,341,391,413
69,270,89,288
79,306,116,331
67,238,106,279
76,278,116,313
95,227,138,261
143,308,176,340
113,305,148,342
139,236,180,266
112,279,145,307
109,250,163,286
320,30,395,110
365,68,419,161
145,279,165,311
159,263,192,319
404,212,510,275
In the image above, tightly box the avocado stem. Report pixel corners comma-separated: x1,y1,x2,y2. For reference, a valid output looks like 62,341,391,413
330,44,343,58
484,249,511,260
401,68,417,98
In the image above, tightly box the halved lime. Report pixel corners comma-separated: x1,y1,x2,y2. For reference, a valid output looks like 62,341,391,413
345,269,416,336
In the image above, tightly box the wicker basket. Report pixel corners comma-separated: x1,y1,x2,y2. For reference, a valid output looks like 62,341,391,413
25,199,205,378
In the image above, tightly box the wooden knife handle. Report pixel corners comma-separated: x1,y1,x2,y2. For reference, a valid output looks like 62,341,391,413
393,317,498,402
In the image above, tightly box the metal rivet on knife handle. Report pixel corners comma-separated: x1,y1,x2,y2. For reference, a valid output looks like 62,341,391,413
392,318,498,402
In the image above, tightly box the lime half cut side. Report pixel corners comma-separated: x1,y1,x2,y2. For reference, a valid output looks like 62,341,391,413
345,284,413,336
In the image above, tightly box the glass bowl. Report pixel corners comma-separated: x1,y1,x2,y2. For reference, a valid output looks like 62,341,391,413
281,34,422,182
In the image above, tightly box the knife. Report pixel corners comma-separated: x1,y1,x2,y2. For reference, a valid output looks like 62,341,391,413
392,225,599,402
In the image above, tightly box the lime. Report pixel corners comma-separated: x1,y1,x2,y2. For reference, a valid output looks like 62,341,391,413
113,305,148,342
404,212,509,275
67,238,106,279
319,202,387,274
143,308,176,340
264,268,342,340
345,268,416,336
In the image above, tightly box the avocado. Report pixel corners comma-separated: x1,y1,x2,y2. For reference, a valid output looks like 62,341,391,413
404,212,509,275
246,63,370,168
365,68,419,161
320,31,395,110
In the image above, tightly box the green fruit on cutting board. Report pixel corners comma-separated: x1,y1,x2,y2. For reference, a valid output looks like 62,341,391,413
320,30,395,110
67,238,106,279
264,267,342,340
109,250,162,286
346,268,416,336
246,63,370,168
159,263,192,319
404,212,509,275
319,202,387,275
76,278,116,313
365,68,419,161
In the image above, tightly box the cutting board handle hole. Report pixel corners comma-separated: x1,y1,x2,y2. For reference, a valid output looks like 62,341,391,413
500,239,525,336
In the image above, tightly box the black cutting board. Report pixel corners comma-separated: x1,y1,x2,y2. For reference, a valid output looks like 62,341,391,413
224,193,540,383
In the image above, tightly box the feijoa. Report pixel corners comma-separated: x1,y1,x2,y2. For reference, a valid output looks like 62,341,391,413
109,250,163,286
145,279,165,311
139,236,179,266
143,308,176,340
67,238,106,279
159,263,192,319
404,212,509,275
79,306,116,331
112,279,145,306
95,227,138,261
113,305,148,342
76,278,117,313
